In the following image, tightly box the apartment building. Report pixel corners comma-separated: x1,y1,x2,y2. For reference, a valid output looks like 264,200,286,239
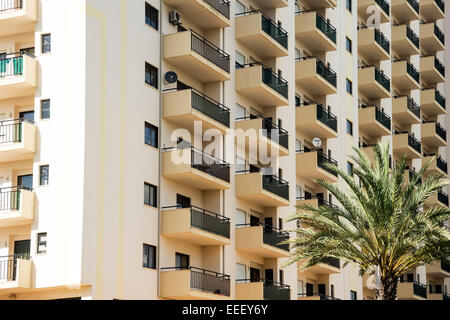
0,0,447,301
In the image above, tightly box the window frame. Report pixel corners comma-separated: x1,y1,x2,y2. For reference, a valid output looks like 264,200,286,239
346,37,352,53
346,119,353,136
37,232,47,254
39,165,49,186
41,34,51,54
41,99,50,120
145,2,159,31
346,78,353,95
143,243,156,269
145,62,158,89
144,182,157,207
145,122,159,148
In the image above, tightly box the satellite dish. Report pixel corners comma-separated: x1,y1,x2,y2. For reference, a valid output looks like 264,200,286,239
312,137,322,148
165,71,178,84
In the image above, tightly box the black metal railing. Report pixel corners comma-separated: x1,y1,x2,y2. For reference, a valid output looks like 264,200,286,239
317,150,338,176
0,186,32,211
261,117,289,150
375,0,390,16
295,10,336,44
441,259,450,273
406,25,419,49
444,293,450,300
407,62,420,84
374,28,390,54
360,104,391,131
413,282,427,299
189,88,230,127
162,205,230,238
0,254,30,282
407,0,419,14
434,24,445,45
438,190,449,206
435,0,445,14
161,266,231,296
316,104,338,132
298,293,340,300
321,257,341,269
0,118,34,144
434,56,445,77
236,279,291,300
435,122,447,141
262,175,289,201
374,66,390,92
163,145,230,183
316,58,337,87
400,96,421,119
0,0,22,13
190,29,230,73
437,156,448,173
435,89,446,109
408,133,422,154
203,0,230,19
236,223,290,252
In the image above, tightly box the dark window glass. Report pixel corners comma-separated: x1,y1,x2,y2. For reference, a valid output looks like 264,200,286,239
145,62,158,89
347,162,354,176
145,122,158,148
143,244,156,269
346,0,352,12
144,182,157,207
20,111,34,121
145,3,159,31
42,34,51,54
176,253,190,269
346,37,352,53
40,165,49,186
18,174,33,189
37,233,47,254
350,290,357,300
41,100,50,119
346,119,353,136
346,79,353,95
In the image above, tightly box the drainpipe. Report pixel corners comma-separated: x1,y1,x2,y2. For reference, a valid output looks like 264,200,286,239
157,0,163,299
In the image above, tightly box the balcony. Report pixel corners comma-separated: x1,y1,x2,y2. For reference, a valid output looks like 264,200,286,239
358,105,391,137
161,206,230,246
430,190,449,207
391,25,420,58
0,0,36,37
358,0,390,24
358,28,390,62
421,121,447,148
162,146,230,190
422,155,448,176
160,267,231,300
358,66,391,100
0,119,36,162
420,55,445,85
236,63,288,107
250,0,288,9
296,196,338,210
426,260,450,279
235,117,289,157
420,0,445,22
296,150,338,184
235,172,290,207
0,256,32,294
163,30,230,83
298,293,340,301
0,186,34,228
0,53,37,100
420,23,445,54
236,280,291,300
398,280,427,300
163,0,230,29
421,88,446,117
393,132,422,159
295,103,338,139
295,11,337,53
300,0,337,9
391,0,420,23
300,257,341,276
163,88,230,134
235,11,288,59
392,96,422,129
392,60,420,91
235,223,290,258
295,57,337,96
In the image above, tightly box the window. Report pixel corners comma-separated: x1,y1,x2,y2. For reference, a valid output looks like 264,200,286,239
298,280,304,295
235,104,246,120
144,182,157,207
175,252,190,269
41,34,51,54
331,284,335,298
40,165,49,186
346,78,353,95
143,244,156,269
145,122,158,148
346,119,353,136
279,218,283,230
350,290,357,300
145,62,158,89
145,3,158,31
37,232,47,254
279,270,284,285
235,51,246,69
346,37,352,53
235,0,246,15
236,263,246,280
346,0,352,12
41,100,50,120
347,161,354,176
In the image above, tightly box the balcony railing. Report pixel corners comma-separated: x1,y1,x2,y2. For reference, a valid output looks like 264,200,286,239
407,0,419,14
0,186,31,211
438,190,449,206
162,266,231,296
261,117,289,150
0,52,30,78
436,156,448,173
237,222,290,252
435,122,447,141
374,28,390,54
316,12,336,44
434,57,445,77
317,150,338,176
434,24,445,45
435,0,445,13
435,89,446,109
0,0,23,13
408,133,422,154
407,62,420,84
321,257,341,269
406,26,419,49
237,279,291,300
399,278,427,299
298,293,340,300
262,175,289,201
316,58,337,87
0,254,31,281
190,29,230,73
360,104,391,131
0,118,33,145
441,260,450,273
374,66,391,92
315,104,338,132
402,96,421,119
162,205,230,238
375,0,390,16
203,0,230,19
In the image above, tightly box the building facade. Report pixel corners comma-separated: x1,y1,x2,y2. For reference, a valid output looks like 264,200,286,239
0,0,448,300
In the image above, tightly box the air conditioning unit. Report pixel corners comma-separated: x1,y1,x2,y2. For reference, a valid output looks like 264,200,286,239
169,10,182,25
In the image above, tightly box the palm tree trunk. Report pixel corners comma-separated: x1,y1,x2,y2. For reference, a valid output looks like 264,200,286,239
376,277,398,300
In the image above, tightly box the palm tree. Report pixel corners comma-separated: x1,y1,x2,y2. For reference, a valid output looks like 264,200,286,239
286,142,450,300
